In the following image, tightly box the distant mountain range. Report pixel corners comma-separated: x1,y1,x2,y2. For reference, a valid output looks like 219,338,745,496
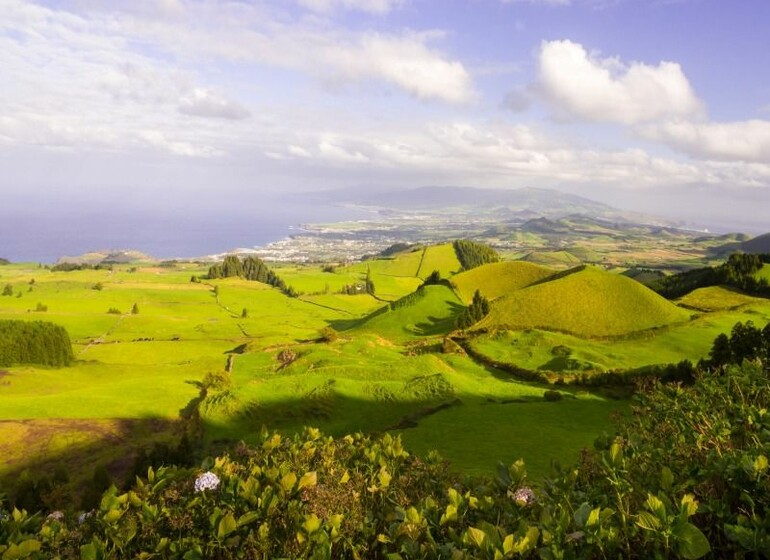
315,185,690,228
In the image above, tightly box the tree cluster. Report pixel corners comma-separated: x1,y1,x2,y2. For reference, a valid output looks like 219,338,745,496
703,320,770,370
0,320,74,367
452,239,500,271
0,258,9,265
650,253,770,299
456,289,490,329
50,263,112,272
207,255,297,297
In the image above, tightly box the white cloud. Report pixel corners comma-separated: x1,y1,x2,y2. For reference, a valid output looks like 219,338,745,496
641,119,770,163
537,39,704,124
178,89,251,120
502,0,571,5
297,0,405,14
320,32,474,103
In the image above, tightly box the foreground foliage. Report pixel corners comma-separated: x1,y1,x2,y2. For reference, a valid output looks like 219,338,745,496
2,363,769,558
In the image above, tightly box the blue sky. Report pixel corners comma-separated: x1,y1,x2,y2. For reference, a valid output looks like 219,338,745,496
1,0,769,232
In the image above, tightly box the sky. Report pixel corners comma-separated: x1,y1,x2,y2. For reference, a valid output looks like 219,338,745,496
2,0,770,235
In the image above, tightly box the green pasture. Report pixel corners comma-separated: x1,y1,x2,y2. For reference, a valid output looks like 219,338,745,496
470,297,770,374
5,249,760,492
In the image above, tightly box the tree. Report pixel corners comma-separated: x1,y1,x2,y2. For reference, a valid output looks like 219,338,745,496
2,284,12,296
131,303,139,314
241,308,248,318
365,267,376,296
708,333,732,368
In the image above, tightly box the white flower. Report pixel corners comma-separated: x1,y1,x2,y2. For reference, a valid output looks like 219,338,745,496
46,510,65,521
508,486,536,506
78,510,94,524
194,471,221,493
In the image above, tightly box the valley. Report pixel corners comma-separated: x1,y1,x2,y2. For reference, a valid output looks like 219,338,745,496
2,237,769,501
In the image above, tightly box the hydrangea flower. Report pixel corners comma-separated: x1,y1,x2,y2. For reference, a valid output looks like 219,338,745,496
194,471,221,493
509,486,536,506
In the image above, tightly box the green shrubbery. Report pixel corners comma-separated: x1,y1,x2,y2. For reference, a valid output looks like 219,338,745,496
0,320,73,367
4,362,770,558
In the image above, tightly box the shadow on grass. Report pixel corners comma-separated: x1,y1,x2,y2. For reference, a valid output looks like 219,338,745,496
0,416,181,507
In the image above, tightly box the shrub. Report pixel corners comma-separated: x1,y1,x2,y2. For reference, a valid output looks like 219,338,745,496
107,307,121,315
543,389,563,401
318,326,338,343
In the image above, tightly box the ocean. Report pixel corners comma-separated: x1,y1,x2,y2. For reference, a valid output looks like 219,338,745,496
0,197,373,263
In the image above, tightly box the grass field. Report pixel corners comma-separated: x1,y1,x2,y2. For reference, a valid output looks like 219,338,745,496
1,248,764,494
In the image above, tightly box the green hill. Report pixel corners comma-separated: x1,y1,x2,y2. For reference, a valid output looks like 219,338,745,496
677,285,763,311
477,266,691,337
452,261,554,303
741,232,770,253
352,284,464,341
521,250,582,268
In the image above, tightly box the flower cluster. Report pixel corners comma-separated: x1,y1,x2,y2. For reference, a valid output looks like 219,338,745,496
46,511,65,522
509,486,536,506
194,471,221,493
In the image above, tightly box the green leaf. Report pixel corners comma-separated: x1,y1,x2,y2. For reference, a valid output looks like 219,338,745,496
377,468,391,489
660,466,674,491
674,523,711,559
103,509,123,524
680,494,698,518
636,512,661,531
237,511,261,528
280,472,297,493
514,527,540,555
440,504,458,525
502,534,515,555
466,527,486,549
80,543,97,560
754,454,768,475
586,508,601,527
3,540,41,560
574,502,591,528
217,512,237,539
298,471,317,490
302,514,322,535
645,494,666,519
609,442,622,465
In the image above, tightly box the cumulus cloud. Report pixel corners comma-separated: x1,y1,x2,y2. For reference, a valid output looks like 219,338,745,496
320,32,474,103
297,0,405,14
641,119,770,163
537,39,704,124
178,89,251,120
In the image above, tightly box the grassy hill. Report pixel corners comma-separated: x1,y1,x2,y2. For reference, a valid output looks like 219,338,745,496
350,284,464,341
452,261,554,303
741,232,770,253
521,250,582,268
677,285,762,311
477,266,692,337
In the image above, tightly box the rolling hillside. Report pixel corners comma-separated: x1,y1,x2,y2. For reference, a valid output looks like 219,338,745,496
351,284,464,341
452,261,554,303
477,266,692,337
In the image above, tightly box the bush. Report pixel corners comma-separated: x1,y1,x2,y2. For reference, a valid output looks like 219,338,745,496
107,307,121,315
318,326,338,343
543,389,563,401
